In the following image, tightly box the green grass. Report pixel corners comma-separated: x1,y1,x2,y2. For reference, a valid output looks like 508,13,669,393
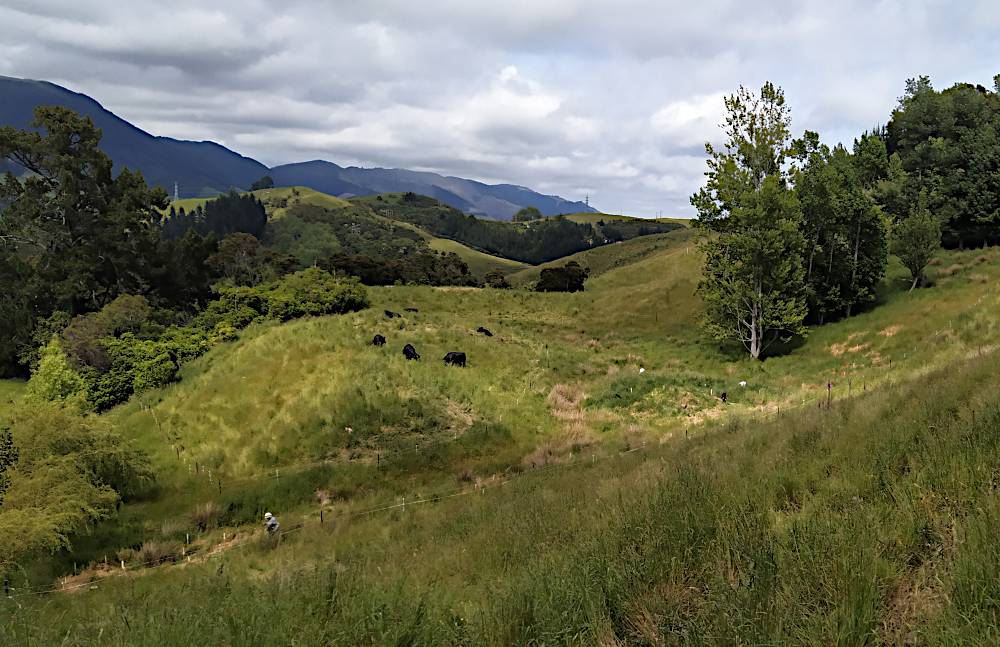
7,239,1000,643
0,379,25,418
163,186,352,219
7,344,1000,644
509,228,695,286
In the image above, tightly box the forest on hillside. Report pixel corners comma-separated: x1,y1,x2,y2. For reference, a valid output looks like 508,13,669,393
356,192,681,264
692,76,1000,359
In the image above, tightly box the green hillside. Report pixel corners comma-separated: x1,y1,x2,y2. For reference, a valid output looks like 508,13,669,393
165,187,526,278
509,229,694,286
165,186,351,218
559,212,691,228
6,240,1000,642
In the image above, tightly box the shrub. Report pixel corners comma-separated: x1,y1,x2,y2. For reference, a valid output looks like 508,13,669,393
25,339,87,403
535,261,590,293
262,268,369,320
484,269,512,289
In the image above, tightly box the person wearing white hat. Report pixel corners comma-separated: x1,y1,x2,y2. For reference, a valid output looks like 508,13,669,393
263,512,280,535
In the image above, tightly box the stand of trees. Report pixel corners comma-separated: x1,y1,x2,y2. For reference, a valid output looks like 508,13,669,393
161,191,267,240
692,78,969,359
887,76,1000,248
365,192,679,264
0,107,223,377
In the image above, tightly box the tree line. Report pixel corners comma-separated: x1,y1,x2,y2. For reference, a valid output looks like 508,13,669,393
694,79,960,359
362,192,680,264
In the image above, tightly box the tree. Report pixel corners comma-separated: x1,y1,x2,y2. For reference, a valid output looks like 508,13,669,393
512,206,543,222
484,269,511,289
886,77,1000,247
250,175,274,191
0,107,168,313
791,134,888,322
208,233,293,287
536,261,589,292
691,82,809,359
891,195,941,291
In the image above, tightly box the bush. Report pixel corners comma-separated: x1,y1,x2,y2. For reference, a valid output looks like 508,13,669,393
26,339,88,404
262,268,369,320
484,269,512,289
535,261,590,293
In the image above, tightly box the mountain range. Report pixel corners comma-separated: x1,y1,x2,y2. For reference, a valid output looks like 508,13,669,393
0,76,595,220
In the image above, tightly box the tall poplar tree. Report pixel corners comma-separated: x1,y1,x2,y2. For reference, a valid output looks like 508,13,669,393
691,83,808,360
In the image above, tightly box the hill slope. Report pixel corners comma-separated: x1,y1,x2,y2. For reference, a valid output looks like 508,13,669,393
7,242,1000,642
270,160,595,220
0,76,267,197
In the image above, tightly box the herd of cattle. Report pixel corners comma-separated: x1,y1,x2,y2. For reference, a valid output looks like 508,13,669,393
377,309,493,368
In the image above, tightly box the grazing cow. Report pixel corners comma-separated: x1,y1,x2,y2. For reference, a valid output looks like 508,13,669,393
402,344,420,360
384,310,401,319
372,334,386,346
720,392,728,404
443,351,467,367
476,326,493,337
404,307,419,313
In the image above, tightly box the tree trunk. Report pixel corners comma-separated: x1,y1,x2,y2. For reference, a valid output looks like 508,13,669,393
909,274,920,292
847,220,862,318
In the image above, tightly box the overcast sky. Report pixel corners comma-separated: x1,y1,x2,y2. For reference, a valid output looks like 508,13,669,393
2,1,998,216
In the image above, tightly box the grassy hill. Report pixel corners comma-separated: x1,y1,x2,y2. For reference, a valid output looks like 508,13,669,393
509,229,695,286
166,187,526,278
165,186,351,218
558,212,691,228
7,237,1000,642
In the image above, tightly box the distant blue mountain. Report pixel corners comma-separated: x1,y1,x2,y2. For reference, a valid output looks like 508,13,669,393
0,76,597,220
0,76,268,197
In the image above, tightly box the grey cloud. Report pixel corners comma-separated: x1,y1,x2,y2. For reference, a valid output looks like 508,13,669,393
2,1,999,216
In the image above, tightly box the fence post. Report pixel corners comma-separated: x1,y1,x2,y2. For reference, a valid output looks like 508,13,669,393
3,578,8,598
320,509,324,525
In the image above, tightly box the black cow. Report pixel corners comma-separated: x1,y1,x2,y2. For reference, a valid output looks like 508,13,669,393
384,310,401,319
476,327,493,337
404,307,419,313
443,351,466,367
403,344,420,360
372,334,386,346
719,392,728,404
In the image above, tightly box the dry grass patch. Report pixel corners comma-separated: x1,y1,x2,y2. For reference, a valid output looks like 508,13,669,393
879,324,903,338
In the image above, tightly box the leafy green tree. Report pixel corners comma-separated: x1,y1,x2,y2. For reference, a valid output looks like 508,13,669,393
535,261,589,292
887,77,1000,247
250,175,275,191
692,82,809,359
208,233,295,287
0,403,151,568
0,106,168,312
791,134,888,322
892,196,942,291
484,269,512,289
512,206,543,222
0,107,169,375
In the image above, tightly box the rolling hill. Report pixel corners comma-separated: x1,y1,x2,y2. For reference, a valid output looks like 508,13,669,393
1,76,595,219
7,234,1000,642
167,186,528,277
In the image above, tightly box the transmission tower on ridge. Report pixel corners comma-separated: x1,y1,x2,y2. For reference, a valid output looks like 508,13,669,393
173,182,179,202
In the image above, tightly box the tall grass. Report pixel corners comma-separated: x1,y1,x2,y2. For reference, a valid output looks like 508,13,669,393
6,345,1000,644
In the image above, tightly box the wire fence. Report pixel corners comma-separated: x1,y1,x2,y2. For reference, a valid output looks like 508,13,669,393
2,442,649,600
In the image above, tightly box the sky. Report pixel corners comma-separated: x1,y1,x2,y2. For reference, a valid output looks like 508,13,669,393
1,1,999,217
